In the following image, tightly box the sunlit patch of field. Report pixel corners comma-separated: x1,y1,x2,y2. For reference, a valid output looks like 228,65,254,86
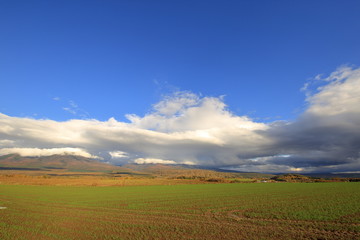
0,173,207,186
0,170,259,186
0,183,359,239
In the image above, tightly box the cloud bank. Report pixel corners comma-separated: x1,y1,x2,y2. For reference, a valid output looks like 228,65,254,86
1,66,360,173
0,147,97,158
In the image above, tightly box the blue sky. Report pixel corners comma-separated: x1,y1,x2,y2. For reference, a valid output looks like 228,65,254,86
1,1,360,172
1,0,359,121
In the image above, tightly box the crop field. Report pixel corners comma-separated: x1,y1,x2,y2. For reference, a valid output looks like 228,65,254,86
0,182,359,240
0,173,208,186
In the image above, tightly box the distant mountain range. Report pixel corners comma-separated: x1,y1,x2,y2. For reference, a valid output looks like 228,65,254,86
121,163,274,178
0,154,273,178
0,154,133,173
1,154,358,179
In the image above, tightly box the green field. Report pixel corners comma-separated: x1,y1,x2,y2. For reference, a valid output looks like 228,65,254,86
0,183,359,240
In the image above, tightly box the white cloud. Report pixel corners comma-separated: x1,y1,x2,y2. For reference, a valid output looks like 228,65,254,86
126,91,266,132
63,107,77,115
306,66,360,116
62,100,90,118
290,167,304,172
109,151,129,159
153,91,199,116
134,158,176,165
0,147,97,158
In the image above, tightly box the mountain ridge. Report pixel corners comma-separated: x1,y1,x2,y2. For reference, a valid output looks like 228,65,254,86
0,154,133,173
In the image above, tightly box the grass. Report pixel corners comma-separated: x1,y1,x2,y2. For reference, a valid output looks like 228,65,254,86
0,182,359,239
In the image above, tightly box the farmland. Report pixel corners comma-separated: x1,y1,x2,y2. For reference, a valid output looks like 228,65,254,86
0,182,359,240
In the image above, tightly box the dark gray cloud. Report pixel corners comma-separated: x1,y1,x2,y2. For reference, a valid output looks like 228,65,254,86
261,66,360,172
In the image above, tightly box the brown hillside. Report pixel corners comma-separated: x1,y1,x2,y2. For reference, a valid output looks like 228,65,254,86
123,164,274,179
0,154,134,173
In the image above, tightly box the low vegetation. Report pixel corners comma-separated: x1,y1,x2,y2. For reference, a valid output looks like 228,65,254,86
0,155,359,239
0,183,359,240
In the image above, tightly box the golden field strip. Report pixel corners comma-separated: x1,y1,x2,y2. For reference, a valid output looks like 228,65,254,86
0,170,257,186
0,173,202,186
0,177,359,240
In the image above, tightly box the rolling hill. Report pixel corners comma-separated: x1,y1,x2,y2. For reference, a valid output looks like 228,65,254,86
0,154,133,173
123,163,274,179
